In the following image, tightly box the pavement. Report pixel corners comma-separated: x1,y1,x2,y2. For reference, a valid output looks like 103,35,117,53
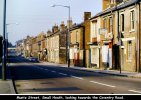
0,63,16,94
0,61,141,94
40,62,141,78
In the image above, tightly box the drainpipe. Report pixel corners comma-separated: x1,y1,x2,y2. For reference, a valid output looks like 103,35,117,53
83,26,86,67
139,2,141,72
137,2,140,72
99,43,101,69
89,48,91,68
111,10,113,70
134,2,140,72
117,10,121,73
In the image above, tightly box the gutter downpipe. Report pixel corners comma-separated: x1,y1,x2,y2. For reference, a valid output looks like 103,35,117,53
83,25,86,67
117,10,121,74
139,1,141,72
135,1,140,72
116,6,122,74
137,1,140,72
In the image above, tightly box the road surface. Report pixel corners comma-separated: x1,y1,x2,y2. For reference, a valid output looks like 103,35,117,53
9,56,141,94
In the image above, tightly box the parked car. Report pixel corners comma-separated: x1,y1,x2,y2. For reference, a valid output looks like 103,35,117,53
28,57,39,62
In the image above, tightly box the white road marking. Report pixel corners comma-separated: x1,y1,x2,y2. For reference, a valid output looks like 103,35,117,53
70,75,84,80
90,81,116,88
59,73,67,76
128,90,141,94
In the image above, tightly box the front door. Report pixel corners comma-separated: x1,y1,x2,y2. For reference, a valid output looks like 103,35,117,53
91,47,99,68
121,48,124,70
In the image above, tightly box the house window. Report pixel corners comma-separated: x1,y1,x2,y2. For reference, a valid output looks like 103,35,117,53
110,0,115,4
103,18,107,29
127,41,132,61
92,22,97,36
120,14,124,32
130,10,135,30
117,0,124,4
91,22,97,42
109,17,112,33
76,31,78,43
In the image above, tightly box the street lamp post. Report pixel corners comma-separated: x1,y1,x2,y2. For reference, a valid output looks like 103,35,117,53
2,0,7,80
5,23,18,64
2,0,18,80
51,4,70,68
6,23,19,43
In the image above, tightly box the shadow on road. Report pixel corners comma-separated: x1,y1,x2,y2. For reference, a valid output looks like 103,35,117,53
0,65,12,80
18,87,81,92
9,64,108,81
9,55,109,81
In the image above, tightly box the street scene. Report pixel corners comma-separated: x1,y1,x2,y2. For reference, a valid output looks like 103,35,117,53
0,0,141,95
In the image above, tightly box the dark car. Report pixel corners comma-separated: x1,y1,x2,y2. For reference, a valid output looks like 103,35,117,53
28,57,39,62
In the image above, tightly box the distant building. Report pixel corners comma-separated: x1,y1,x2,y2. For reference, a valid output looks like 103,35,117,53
30,36,38,58
36,32,47,61
16,39,24,56
70,12,91,67
22,36,33,58
46,22,68,64
70,23,84,67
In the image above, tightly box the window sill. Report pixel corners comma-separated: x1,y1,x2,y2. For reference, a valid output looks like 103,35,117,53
129,30,135,33
127,60,132,63
121,32,124,34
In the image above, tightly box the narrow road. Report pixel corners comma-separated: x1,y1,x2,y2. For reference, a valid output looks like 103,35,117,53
9,56,141,94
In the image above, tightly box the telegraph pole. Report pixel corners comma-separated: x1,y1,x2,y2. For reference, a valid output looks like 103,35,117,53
67,6,70,68
51,5,71,68
2,0,7,80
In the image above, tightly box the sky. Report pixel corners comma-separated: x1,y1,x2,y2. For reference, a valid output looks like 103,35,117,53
0,0,102,45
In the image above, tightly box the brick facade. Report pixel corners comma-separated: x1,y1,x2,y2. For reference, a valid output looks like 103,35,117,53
69,12,91,67
46,23,67,64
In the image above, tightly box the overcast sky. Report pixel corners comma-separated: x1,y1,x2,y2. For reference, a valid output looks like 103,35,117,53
0,0,102,45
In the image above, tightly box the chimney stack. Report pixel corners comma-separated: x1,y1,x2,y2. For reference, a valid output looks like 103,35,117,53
60,21,65,31
67,18,73,29
47,29,52,36
52,24,59,33
84,12,91,21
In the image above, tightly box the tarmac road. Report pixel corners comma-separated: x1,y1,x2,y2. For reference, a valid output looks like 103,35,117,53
9,56,141,94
